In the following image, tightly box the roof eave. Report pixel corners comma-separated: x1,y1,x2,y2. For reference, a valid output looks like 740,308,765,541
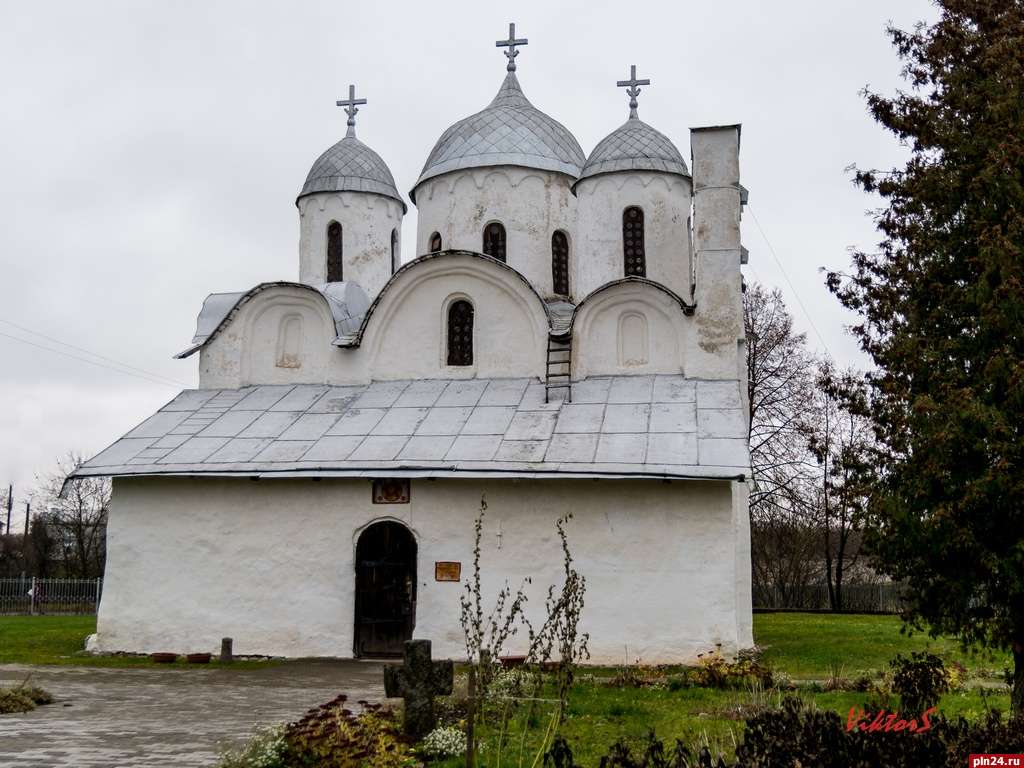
71,465,748,483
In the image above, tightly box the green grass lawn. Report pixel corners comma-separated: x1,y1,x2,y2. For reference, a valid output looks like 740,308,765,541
429,681,1011,767
428,613,1012,767
0,615,271,668
754,612,1010,679
1,612,1013,678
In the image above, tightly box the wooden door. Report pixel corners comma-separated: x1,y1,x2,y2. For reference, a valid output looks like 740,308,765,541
354,521,417,657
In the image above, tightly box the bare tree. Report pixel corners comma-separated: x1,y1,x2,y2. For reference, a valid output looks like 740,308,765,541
744,283,817,518
804,364,875,611
34,453,111,578
744,283,823,600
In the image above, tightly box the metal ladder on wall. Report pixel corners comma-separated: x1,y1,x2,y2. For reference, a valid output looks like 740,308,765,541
545,336,572,403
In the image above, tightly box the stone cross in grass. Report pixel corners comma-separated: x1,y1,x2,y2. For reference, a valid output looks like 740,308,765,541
383,639,454,739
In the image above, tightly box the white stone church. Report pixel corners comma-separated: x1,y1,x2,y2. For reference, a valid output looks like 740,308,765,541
73,26,754,664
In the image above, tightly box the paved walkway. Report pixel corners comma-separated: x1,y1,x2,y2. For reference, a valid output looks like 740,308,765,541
0,661,386,768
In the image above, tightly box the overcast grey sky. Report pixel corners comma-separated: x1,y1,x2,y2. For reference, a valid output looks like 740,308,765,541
0,0,937,506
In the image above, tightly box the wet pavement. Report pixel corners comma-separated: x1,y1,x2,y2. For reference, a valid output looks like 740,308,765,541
0,660,386,767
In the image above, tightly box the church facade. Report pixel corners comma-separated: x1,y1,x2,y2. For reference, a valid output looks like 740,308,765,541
73,27,754,664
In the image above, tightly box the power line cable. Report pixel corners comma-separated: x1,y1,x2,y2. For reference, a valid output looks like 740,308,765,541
746,205,833,357
0,317,187,387
0,331,183,389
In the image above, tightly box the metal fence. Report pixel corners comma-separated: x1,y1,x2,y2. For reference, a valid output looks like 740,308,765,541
753,582,907,613
0,577,102,615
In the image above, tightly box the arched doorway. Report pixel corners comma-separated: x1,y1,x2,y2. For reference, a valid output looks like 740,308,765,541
354,521,417,657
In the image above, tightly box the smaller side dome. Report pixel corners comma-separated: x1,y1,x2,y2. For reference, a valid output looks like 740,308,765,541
575,119,690,190
298,135,407,213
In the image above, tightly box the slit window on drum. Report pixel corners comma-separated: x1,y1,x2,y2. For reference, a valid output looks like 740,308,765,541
482,222,506,262
623,207,645,277
327,221,343,281
551,231,569,296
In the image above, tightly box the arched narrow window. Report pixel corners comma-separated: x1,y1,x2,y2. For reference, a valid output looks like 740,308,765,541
327,221,343,281
623,207,646,277
391,228,399,274
551,231,570,296
446,300,474,367
482,222,506,262
429,232,443,253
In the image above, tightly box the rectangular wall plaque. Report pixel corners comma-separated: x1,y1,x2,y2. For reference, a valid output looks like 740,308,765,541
372,478,410,504
434,561,462,582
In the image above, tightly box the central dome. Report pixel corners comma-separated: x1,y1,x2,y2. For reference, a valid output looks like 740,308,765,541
411,73,585,202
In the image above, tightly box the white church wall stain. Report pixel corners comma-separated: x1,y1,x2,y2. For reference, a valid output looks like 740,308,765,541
413,166,576,298
275,314,304,369
362,256,548,381
690,126,744,380
298,192,403,297
96,476,752,663
573,282,683,378
575,172,692,300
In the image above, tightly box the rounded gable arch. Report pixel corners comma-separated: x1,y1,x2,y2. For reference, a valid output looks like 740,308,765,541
237,285,336,385
572,278,692,378
356,250,551,380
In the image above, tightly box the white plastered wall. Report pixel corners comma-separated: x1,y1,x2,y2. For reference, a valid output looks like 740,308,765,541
197,255,549,387
297,192,404,298
412,167,576,299
96,476,753,663
574,172,693,300
689,126,744,380
571,282,686,379
198,285,343,389
362,254,549,381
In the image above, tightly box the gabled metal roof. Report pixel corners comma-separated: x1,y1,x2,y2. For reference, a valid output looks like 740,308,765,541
175,282,370,359
411,73,585,202
298,135,407,213
71,376,750,483
575,117,690,189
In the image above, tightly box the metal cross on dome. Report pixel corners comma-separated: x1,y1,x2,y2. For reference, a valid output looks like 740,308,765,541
496,22,528,72
617,65,651,120
336,84,367,137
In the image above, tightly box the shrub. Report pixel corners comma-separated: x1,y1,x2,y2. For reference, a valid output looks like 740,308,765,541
0,689,36,715
434,692,470,728
606,664,672,690
543,732,727,768
945,660,968,692
283,695,415,768
488,666,528,700
823,660,853,692
21,686,53,705
219,695,417,768
566,698,1024,768
736,696,948,767
694,651,772,690
419,726,467,759
216,725,287,768
889,652,949,713
0,682,54,714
